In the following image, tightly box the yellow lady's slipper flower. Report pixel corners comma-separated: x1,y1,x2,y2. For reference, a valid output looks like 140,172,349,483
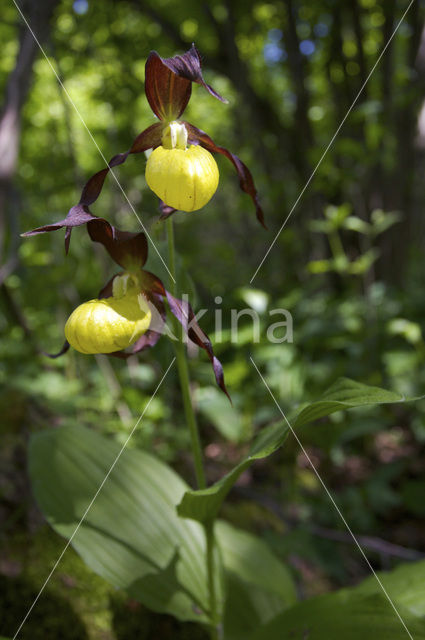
145,122,219,212
23,215,229,397
24,45,264,238
65,292,151,355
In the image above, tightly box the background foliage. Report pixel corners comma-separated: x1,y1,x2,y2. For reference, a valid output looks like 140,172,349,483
2,0,425,637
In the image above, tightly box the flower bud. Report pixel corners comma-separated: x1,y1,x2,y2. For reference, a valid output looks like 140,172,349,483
145,121,219,212
65,292,151,354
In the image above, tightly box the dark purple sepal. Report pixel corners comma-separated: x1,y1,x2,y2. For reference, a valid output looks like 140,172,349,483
158,200,178,220
141,270,230,399
185,122,266,229
21,205,98,253
165,290,230,401
145,45,227,122
108,328,164,359
78,122,163,208
160,45,227,104
22,122,162,249
87,219,148,270
145,52,192,121
21,205,96,237
44,341,70,359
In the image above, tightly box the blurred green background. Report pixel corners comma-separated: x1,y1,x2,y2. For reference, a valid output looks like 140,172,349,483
2,0,425,637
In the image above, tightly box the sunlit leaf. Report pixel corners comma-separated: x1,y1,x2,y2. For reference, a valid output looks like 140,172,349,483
290,377,407,429
348,249,379,275
370,209,402,236
248,591,425,639
178,378,413,524
216,521,296,640
387,318,422,345
29,425,223,624
342,215,371,234
344,559,425,617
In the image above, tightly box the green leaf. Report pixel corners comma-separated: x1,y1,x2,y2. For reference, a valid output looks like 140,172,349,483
217,521,296,604
348,248,379,275
215,521,296,640
177,421,290,522
248,592,425,640
237,287,269,313
326,203,352,224
29,425,222,624
248,558,425,639
370,209,402,236
342,215,372,234
291,377,406,429
178,378,411,525
346,559,425,617
387,318,423,345
307,258,332,274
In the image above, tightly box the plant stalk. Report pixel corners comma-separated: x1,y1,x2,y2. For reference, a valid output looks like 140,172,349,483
166,218,218,639
166,218,206,489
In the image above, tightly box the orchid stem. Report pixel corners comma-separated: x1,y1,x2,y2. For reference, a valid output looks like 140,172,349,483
166,217,205,489
166,218,219,639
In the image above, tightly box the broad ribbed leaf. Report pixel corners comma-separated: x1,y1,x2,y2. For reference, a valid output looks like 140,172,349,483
291,377,406,429
343,559,425,617
178,378,412,524
215,521,296,640
247,556,425,639
177,421,289,522
248,591,425,640
29,425,223,624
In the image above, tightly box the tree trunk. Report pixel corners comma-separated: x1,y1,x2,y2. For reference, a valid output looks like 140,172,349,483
0,0,59,276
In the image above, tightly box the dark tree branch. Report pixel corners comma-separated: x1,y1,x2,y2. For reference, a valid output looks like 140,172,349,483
283,0,313,152
327,4,353,108
382,0,395,121
129,0,188,51
378,3,425,282
234,486,425,562
0,0,59,182
349,0,368,90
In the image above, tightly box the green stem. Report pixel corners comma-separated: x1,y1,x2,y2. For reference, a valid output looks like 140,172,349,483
175,339,206,489
329,229,345,260
166,218,218,639
166,218,206,489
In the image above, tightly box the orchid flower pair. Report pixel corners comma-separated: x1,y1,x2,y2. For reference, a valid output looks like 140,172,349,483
23,45,264,397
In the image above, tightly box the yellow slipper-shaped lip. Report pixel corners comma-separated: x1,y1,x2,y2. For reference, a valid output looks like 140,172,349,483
65,293,151,354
